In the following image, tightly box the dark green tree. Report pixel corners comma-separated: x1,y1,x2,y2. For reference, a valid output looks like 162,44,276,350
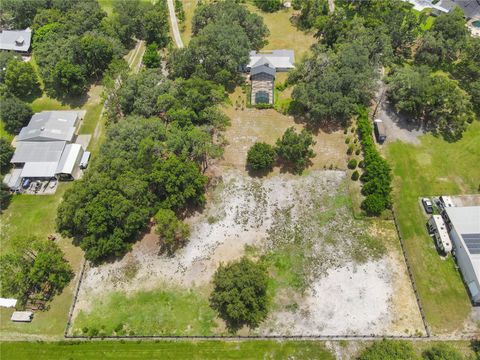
246,142,276,172
151,155,208,210
142,43,161,68
254,0,282,12
0,96,33,134
49,59,87,97
210,258,269,332
275,127,316,174
4,59,41,100
0,236,73,301
192,1,269,50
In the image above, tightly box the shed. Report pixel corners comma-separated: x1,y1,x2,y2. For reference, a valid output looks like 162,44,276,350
11,311,33,322
0,298,17,308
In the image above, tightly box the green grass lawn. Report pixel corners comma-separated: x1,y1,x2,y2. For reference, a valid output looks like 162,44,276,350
0,183,84,338
386,121,480,334
0,340,335,360
72,287,217,336
246,4,316,62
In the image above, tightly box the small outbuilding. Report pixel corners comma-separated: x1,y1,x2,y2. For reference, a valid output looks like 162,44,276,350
0,298,17,308
11,311,33,322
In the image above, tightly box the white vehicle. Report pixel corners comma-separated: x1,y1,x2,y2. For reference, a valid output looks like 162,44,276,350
79,151,91,169
428,215,452,254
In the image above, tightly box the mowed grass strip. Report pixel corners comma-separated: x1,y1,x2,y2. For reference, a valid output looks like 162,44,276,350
0,340,335,360
73,288,217,336
386,121,480,333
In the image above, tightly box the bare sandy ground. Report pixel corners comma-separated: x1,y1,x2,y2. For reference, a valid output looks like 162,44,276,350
73,170,423,335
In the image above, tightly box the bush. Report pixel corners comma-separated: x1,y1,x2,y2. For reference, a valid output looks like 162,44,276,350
154,208,190,255
255,103,273,109
210,257,269,332
345,137,351,144
355,148,361,155
347,144,354,155
358,340,417,360
347,159,357,169
361,193,387,216
246,142,276,172
254,0,282,12
0,96,33,134
358,160,365,168
4,59,41,100
0,138,14,174
422,343,463,360
351,170,359,181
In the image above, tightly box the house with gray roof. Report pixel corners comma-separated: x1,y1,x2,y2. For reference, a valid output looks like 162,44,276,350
0,28,32,53
246,50,295,105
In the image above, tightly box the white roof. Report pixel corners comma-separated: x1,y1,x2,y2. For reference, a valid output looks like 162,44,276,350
18,111,78,142
247,50,295,70
56,143,83,175
0,28,31,52
21,162,58,178
11,311,33,322
446,206,480,283
11,141,66,164
0,298,17,308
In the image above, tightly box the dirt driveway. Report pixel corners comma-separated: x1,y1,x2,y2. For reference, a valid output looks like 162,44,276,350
374,81,425,146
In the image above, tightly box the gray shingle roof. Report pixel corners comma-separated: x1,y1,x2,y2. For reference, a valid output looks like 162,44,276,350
0,28,32,52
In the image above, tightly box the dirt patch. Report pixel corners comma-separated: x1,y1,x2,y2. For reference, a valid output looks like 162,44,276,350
72,170,423,336
221,97,347,172
374,81,425,146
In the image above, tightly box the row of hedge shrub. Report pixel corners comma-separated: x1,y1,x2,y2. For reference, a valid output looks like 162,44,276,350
357,109,392,216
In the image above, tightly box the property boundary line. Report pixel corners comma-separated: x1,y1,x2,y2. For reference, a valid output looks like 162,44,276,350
64,259,87,338
392,207,431,337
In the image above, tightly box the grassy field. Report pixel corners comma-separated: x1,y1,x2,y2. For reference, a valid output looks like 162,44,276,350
73,288,217,336
386,121,480,333
180,0,198,45
0,341,335,360
246,4,316,61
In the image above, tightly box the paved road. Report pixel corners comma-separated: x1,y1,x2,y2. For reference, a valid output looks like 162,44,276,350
167,0,184,48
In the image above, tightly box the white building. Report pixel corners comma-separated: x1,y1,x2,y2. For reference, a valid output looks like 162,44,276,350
0,28,32,53
444,206,480,303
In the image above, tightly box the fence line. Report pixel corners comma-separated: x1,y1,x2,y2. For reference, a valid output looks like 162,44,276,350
391,207,431,337
64,259,87,337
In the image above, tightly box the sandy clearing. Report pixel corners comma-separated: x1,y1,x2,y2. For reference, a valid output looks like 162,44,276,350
73,170,423,336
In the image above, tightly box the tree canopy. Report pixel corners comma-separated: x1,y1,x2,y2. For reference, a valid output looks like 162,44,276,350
0,138,14,174
275,127,316,174
0,96,33,134
210,258,270,332
0,236,73,303
246,142,277,172
4,59,41,100
154,208,190,255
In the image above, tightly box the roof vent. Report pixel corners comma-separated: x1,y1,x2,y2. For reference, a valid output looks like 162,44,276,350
15,37,24,45
40,127,45,131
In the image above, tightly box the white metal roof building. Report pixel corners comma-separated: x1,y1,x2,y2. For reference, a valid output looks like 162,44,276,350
0,28,32,52
56,143,84,179
445,206,480,303
10,141,66,164
17,111,79,142
247,50,295,71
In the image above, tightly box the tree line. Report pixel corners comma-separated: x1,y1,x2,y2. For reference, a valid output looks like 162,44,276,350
287,0,479,141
